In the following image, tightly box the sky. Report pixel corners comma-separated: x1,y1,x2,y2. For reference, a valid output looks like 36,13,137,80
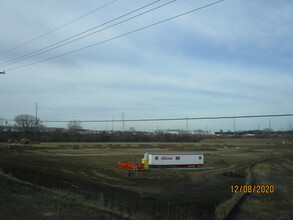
0,0,293,132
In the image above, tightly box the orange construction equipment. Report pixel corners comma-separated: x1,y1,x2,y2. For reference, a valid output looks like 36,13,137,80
118,161,145,171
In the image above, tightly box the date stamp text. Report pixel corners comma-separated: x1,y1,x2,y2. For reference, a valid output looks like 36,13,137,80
231,185,275,193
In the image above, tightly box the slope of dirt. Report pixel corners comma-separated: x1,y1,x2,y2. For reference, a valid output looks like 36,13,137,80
0,172,131,220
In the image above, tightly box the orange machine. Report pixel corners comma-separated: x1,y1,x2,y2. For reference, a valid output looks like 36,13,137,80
118,161,145,171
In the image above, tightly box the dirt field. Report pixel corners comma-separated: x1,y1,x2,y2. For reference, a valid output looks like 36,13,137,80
0,138,292,220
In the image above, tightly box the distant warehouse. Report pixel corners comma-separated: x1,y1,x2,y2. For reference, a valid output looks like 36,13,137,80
142,152,204,169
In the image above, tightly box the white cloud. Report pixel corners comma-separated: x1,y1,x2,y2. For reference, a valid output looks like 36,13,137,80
0,0,292,130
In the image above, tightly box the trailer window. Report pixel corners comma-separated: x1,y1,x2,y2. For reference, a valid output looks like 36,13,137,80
155,156,158,160
199,156,202,160
176,156,180,160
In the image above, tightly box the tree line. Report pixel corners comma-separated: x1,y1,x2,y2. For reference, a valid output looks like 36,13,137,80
40,130,204,142
0,114,203,142
1,114,292,143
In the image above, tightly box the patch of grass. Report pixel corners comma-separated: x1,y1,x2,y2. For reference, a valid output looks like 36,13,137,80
0,138,292,219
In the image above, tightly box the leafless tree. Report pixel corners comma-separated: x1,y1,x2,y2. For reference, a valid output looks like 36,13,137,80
67,120,82,133
288,122,293,131
14,114,41,134
0,118,5,131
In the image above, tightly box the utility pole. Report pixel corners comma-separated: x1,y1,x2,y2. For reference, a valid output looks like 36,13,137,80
112,117,114,131
35,102,38,118
122,112,125,131
269,118,271,136
34,102,39,139
233,118,236,136
186,116,189,133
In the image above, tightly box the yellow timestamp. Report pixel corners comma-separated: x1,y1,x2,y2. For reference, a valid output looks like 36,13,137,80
231,185,275,193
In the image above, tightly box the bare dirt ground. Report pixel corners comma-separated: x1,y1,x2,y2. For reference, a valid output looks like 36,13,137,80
0,138,292,220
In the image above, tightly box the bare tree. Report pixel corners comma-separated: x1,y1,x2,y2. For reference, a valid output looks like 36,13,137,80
0,118,5,131
15,114,41,134
288,122,293,131
67,120,82,133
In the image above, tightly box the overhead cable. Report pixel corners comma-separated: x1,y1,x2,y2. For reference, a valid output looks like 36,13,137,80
0,0,164,68
5,0,224,71
0,0,119,56
5,113,293,123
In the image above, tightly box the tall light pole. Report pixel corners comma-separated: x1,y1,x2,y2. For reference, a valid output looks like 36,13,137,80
112,117,114,131
233,118,236,136
122,112,125,131
35,102,38,118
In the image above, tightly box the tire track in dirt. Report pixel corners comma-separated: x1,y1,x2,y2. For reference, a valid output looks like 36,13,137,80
224,155,293,220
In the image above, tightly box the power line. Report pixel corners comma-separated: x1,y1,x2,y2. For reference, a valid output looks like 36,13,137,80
0,0,165,68
0,0,119,56
5,0,224,72
0,0,162,67
5,113,293,123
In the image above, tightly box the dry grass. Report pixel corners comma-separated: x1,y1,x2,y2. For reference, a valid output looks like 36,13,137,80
0,138,292,219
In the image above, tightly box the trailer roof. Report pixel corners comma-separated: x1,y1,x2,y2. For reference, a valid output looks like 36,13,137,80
147,152,203,155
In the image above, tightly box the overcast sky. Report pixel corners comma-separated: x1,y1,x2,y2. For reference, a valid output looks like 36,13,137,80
0,0,292,131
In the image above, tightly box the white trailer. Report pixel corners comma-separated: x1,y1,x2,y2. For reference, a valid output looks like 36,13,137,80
141,153,204,169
